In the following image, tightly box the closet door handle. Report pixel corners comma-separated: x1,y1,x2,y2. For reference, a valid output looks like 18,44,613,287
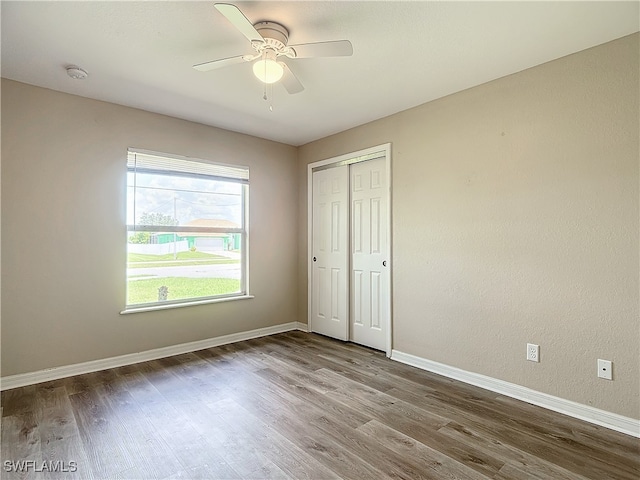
313,257,317,262
383,260,387,267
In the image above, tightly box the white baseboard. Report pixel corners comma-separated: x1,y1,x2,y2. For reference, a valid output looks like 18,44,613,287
294,321,309,332
391,350,640,438
1,322,307,391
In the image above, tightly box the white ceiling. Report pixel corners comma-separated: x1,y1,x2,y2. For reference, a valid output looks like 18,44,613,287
2,1,638,146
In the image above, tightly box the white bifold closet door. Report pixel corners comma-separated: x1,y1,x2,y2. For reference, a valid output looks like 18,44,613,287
311,165,350,341
349,157,388,351
311,157,389,351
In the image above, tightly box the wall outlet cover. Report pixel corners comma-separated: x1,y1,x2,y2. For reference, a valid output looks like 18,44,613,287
597,359,612,380
527,343,539,362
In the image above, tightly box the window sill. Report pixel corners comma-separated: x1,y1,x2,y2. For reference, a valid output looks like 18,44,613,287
120,295,255,315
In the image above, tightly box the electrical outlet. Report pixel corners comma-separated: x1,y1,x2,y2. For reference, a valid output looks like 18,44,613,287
597,359,612,380
526,343,539,362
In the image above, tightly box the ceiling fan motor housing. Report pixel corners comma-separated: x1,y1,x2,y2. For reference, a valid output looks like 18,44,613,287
254,21,289,50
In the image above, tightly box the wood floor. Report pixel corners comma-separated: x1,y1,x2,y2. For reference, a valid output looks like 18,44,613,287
2,331,639,480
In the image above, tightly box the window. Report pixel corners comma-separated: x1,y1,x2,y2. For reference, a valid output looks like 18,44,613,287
126,149,248,310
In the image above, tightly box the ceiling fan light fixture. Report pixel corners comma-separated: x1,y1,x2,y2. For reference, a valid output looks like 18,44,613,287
253,50,283,84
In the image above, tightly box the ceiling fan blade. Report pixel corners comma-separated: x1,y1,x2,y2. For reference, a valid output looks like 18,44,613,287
193,55,247,72
281,63,304,94
214,3,264,43
289,40,353,58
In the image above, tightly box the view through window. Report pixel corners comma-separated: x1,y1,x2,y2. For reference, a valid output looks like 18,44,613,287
126,149,248,308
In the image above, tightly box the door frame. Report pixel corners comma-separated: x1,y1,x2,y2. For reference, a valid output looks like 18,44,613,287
307,143,392,357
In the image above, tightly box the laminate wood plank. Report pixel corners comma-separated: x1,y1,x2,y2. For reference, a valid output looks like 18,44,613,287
1,412,41,461
306,409,446,480
264,341,399,392
386,386,591,479
282,331,378,359
319,370,505,477
262,334,386,385
252,367,371,429
195,342,272,374
67,389,135,478
424,389,639,479
226,375,391,479
163,464,239,480
134,359,221,412
438,422,589,480
131,362,239,458
449,392,639,473
1,386,37,417
118,371,237,475
34,384,93,480
203,399,311,480
293,433,392,480
282,332,500,405
214,398,341,480
39,436,93,480
356,419,491,480
93,383,184,479
493,462,568,480
288,331,500,400
448,417,637,480
133,360,191,395
110,363,143,377
302,334,500,401
210,343,269,372
134,362,261,479
250,350,341,394
175,391,293,480
494,395,640,462
317,368,450,428
61,369,125,397
35,385,79,446
120,362,241,479
250,340,337,373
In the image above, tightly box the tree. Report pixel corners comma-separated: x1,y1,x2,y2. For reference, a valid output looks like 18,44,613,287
128,232,151,244
139,212,178,226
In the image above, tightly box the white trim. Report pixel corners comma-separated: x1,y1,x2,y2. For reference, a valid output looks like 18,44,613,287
391,350,640,438
295,321,309,332
121,294,254,314
0,322,306,391
307,143,393,357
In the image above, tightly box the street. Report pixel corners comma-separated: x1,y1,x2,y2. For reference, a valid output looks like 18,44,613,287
128,262,241,280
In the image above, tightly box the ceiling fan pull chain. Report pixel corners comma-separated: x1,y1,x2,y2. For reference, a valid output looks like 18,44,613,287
269,83,274,112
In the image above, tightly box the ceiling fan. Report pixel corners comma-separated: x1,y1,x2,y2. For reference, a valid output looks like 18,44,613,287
193,3,353,94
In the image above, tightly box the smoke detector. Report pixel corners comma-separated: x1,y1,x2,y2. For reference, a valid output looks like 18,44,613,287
66,66,88,80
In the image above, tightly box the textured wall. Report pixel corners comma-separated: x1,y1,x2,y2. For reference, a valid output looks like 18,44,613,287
1,80,298,377
297,34,639,419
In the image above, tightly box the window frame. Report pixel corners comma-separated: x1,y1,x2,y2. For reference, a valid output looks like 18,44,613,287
122,148,250,313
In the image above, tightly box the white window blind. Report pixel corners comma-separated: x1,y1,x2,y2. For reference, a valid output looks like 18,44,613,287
127,149,249,184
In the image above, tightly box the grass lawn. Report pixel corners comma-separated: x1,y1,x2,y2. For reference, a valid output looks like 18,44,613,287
127,277,240,305
128,251,239,269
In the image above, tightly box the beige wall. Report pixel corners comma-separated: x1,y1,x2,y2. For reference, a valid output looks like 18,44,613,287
1,79,298,377
298,34,639,419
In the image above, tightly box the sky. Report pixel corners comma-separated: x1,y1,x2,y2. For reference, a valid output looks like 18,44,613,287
127,171,243,227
